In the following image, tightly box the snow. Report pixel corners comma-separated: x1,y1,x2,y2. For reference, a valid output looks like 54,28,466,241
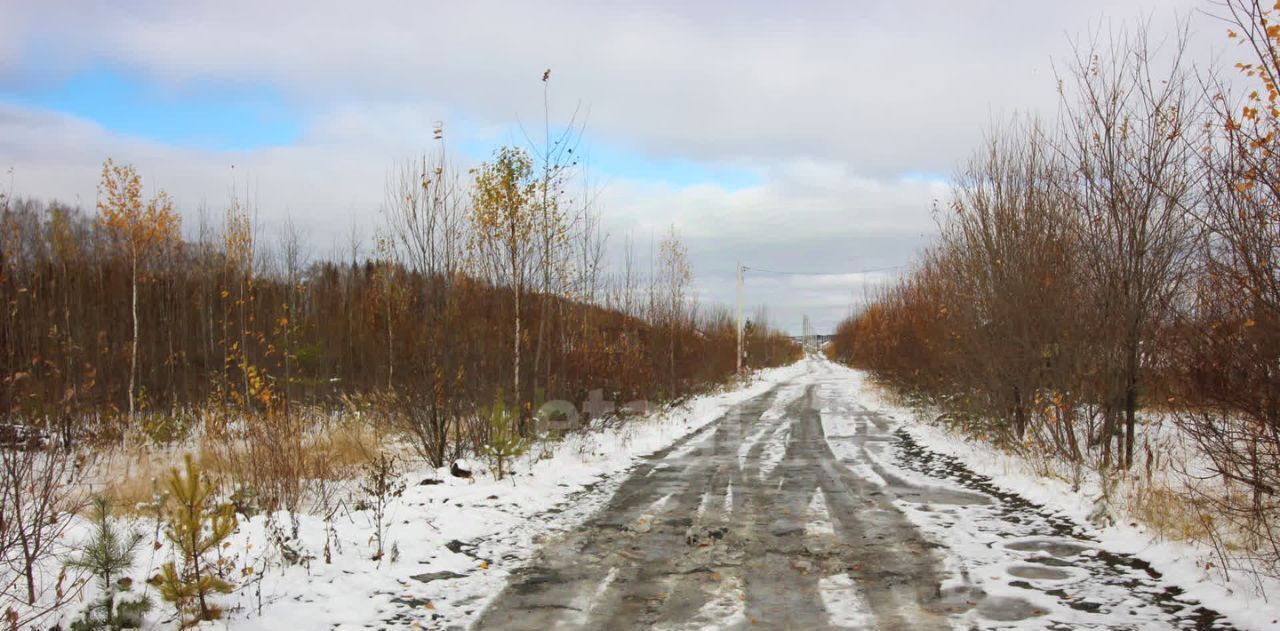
566,566,619,627
804,488,836,536
654,574,747,631
820,359,1280,631
45,361,808,630
737,382,802,475
43,355,1280,629
818,573,877,630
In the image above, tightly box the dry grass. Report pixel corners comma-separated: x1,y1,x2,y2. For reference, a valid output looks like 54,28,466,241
1124,479,1215,543
88,409,387,516
87,445,182,513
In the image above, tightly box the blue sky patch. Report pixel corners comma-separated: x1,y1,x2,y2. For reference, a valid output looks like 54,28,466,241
897,169,948,186
1,65,761,191
457,132,762,192
0,66,302,151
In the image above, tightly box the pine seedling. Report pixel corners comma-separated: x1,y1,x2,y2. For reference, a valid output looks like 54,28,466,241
484,392,528,481
157,454,237,627
67,496,152,630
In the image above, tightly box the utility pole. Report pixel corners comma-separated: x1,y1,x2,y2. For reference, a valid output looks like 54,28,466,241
736,261,743,374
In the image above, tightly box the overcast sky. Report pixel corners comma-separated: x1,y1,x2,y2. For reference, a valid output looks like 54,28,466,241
0,0,1219,333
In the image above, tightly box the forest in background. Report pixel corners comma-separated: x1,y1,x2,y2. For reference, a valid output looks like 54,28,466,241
1,149,797,455
827,0,1280,585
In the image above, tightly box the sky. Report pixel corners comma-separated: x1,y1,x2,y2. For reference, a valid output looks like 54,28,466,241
0,0,1217,334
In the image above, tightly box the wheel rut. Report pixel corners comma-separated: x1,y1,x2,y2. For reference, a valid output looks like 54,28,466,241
472,362,1237,630
475,377,950,630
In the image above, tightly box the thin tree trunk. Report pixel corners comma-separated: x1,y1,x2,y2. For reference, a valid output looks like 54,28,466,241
1124,378,1137,469
241,274,250,407
514,287,521,420
167,277,177,412
1122,337,1139,469
1013,385,1027,439
61,259,74,451
22,539,35,605
16,493,35,604
129,259,138,419
535,290,547,401
193,533,209,619
1101,406,1115,469
669,321,676,396
386,279,394,390
282,277,293,420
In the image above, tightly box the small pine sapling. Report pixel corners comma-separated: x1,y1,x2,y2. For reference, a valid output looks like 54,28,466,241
156,454,237,627
484,392,528,481
67,497,152,630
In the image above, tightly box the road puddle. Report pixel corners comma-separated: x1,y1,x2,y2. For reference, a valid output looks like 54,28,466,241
888,428,1235,630
1002,537,1094,558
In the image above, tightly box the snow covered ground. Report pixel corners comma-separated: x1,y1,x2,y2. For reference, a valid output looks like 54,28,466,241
46,362,808,630
821,360,1280,630
41,356,1280,629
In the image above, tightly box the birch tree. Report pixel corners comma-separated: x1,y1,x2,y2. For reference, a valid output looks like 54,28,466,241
471,147,538,419
96,159,180,419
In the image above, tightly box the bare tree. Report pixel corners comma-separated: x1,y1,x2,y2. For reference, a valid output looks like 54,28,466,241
574,203,609,343
1,445,87,627
525,70,585,401
1056,23,1199,468
941,118,1088,457
384,136,470,465
622,231,639,319
658,226,692,395
276,215,308,421
1170,0,1280,577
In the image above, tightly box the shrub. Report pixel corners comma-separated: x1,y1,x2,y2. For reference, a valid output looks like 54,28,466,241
357,451,404,563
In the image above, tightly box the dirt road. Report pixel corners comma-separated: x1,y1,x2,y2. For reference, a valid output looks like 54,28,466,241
474,361,1232,630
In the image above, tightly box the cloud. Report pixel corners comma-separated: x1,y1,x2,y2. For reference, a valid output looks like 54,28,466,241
4,0,1212,170
0,0,1223,332
599,159,943,333
0,99,934,332
0,103,423,245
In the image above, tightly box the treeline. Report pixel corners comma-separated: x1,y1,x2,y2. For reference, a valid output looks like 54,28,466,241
828,2,1280,573
0,148,797,464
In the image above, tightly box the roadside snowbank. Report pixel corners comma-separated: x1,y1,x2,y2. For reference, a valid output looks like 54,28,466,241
826,360,1280,630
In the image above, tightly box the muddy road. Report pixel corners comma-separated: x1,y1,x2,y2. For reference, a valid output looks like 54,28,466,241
473,362,1233,630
